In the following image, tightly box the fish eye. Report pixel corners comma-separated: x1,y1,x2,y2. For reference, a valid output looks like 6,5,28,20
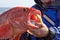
22,8,27,12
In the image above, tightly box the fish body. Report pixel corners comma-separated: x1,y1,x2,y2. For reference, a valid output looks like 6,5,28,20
0,7,42,40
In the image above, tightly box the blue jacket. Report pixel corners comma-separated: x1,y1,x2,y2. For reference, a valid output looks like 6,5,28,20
30,4,60,40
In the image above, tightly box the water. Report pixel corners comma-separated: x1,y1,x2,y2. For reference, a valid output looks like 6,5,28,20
0,7,10,14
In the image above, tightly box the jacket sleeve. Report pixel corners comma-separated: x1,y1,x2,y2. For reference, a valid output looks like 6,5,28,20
42,28,56,40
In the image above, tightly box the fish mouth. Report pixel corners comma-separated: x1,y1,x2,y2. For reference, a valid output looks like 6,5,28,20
28,14,42,29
